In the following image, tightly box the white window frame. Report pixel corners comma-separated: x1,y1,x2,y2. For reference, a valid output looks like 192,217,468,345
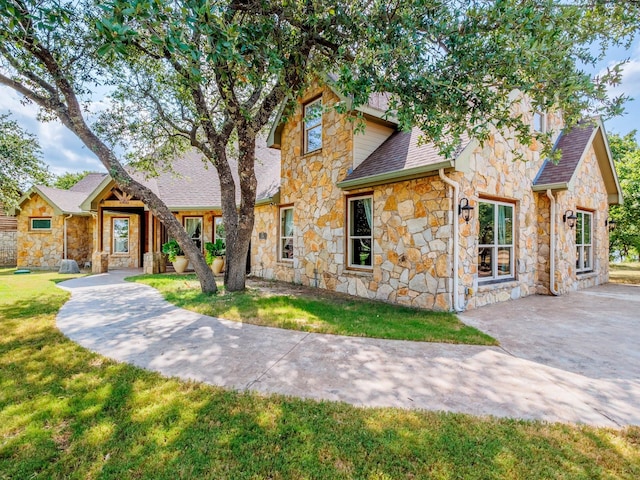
347,195,373,269
183,216,203,251
30,217,51,231
303,97,322,154
478,199,515,282
112,217,129,254
532,111,546,133
279,206,294,261
576,210,593,273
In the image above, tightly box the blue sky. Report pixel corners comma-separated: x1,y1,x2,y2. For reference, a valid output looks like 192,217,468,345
1,38,639,177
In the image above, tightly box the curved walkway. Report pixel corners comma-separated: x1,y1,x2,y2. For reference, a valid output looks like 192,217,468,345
56,271,640,428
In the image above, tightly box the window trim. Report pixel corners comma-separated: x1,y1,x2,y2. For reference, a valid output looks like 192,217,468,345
576,209,593,273
30,217,52,231
111,217,130,254
302,96,322,154
183,216,203,252
532,110,546,133
478,199,515,282
347,194,374,270
279,205,294,262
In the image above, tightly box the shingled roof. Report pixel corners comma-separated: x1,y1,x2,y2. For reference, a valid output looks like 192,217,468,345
69,173,109,193
338,127,470,189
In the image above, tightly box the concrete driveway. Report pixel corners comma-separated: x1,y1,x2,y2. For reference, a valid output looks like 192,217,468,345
56,272,640,428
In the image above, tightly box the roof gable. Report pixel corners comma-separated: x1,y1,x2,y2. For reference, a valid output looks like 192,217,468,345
533,117,622,204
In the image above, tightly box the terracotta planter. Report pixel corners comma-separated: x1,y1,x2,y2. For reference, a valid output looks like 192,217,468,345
211,256,225,275
172,255,189,274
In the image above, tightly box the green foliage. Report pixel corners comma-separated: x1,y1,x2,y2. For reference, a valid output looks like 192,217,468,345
161,239,183,262
0,113,51,209
204,239,225,265
608,132,640,260
53,171,91,190
1,268,640,479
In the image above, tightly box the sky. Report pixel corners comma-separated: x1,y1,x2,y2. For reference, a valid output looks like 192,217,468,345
1,38,640,177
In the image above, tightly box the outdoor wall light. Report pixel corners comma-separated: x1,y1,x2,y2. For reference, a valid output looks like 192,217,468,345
563,209,577,228
458,198,474,223
605,218,617,231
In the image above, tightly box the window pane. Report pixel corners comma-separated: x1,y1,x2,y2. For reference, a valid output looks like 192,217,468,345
281,238,293,259
113,219,129,253
281,208,293,237
351,198,372,237
479,203,494,244
214,217,225,240
478,247,493,278
32,218,51,229
497,205,513,244
583,246,591,269
352,238,372,266
306,125,322,152
497,247,512,276
583,213,591,244
185,218,202,249
304,101,322,128
576,213,583,244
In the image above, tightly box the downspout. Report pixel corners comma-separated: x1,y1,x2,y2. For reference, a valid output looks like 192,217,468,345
546,190,559,296
63,214,73,260
438,169,462,312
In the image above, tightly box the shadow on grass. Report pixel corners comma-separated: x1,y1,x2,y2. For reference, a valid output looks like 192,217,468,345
1,275,639,479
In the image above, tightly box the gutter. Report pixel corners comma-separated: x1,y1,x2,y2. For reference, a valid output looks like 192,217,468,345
337,160,454,190
438,168,463,312
545,190,559,295
63,214,73,260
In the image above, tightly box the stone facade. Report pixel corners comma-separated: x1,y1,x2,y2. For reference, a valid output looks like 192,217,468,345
252,86,616,311
0,231,17,266
101,212,141,269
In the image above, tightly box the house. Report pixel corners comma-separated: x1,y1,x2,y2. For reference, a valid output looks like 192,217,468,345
0,202,17,266
12,82,621,311
250,84,621,310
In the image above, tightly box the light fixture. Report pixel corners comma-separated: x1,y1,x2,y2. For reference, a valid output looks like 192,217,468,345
563,209,577,228
458,198,473,223
605,218,616,231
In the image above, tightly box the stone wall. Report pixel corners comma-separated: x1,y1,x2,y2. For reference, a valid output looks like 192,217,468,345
102,212,141,269
16,194,63,269
0,231,17,266
67,215,93,267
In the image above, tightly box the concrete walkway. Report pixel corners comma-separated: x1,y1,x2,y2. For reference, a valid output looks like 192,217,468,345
56,271,640,428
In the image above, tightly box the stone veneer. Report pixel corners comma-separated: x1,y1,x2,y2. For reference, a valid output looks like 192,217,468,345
0,231,17,266
252,86,614,311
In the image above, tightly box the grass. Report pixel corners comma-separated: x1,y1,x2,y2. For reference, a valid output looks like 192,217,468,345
129,273,497,345
610,262,640,285
1,268,639,478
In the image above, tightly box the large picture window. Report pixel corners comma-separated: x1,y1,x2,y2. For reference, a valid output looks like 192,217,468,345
478,200,514,281
112,218,129,254
303,98,322,154
184,216,203,250
30,217,51,230
348,195,373,268
280,206,294,261
576,210,593,273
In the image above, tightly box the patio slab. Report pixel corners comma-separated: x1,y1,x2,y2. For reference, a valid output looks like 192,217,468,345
56,272,640,428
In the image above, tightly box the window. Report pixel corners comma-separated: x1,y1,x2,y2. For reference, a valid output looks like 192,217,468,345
303,97,322,153
576,210,593,273
30,217,51,230
478,200,514,281
533,111,546,133
112,218,129,254
214,216,225,242
280,206,294,261
184,216,203,250
348,195,373,268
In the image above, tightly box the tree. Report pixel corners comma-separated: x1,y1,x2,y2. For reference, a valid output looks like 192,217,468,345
0,113,52,209
54,171,92,190
608,131,640,261
93,0,638,291
0,0,217,293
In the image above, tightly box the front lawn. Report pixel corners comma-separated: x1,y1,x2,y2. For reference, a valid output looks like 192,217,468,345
610,262,640,285
1,268,639,478
129,273,496,345
0,270,640,480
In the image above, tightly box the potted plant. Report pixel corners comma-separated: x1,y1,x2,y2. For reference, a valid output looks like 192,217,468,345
205,238,225,274
162,239,188,274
